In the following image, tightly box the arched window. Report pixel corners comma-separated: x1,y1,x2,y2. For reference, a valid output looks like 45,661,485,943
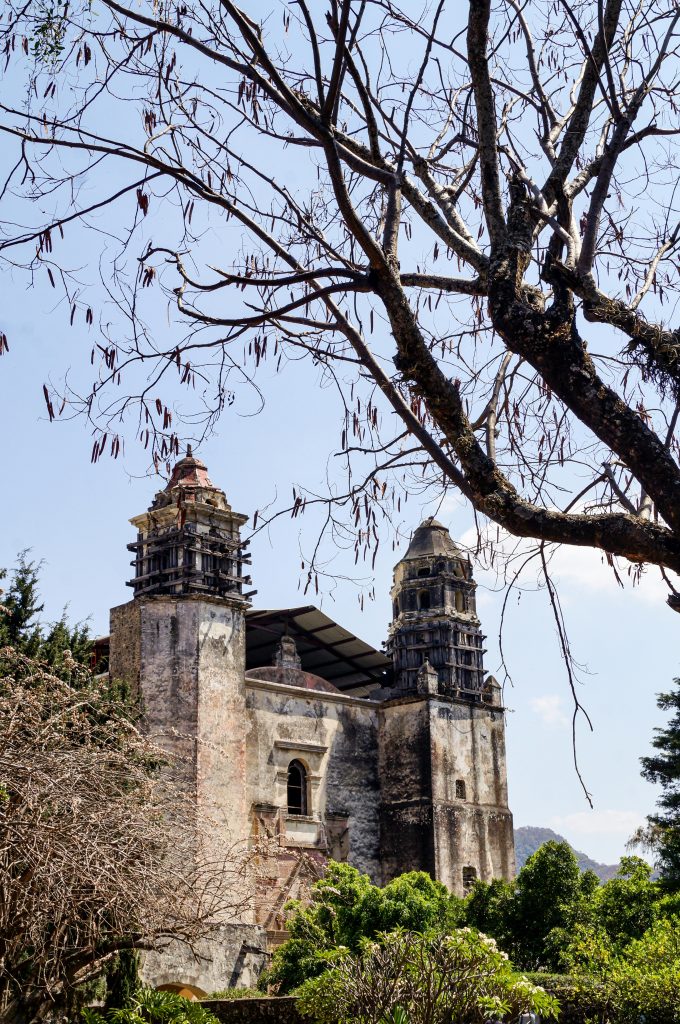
455,590,465,613
418,590,431,611
393,600,399,618
287,759,307,816
455,779,466,800
462,866,477,891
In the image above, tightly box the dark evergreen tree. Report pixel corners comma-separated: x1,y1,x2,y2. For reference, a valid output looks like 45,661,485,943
105,950,140,1011
640,680,680,890
0,551,92,674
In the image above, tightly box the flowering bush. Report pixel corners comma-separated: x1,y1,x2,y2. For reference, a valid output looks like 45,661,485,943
295,928,558,1024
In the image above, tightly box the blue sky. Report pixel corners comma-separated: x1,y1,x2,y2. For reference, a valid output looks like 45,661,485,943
1,280,677,865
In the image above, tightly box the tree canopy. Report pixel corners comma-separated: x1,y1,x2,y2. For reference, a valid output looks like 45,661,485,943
638,679,680,889
1,1,680,605
0,552,92,674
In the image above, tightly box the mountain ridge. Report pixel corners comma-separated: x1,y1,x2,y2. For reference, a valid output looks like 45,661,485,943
514,825,620,882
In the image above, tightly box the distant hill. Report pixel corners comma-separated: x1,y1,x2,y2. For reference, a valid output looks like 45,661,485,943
514,826,620,882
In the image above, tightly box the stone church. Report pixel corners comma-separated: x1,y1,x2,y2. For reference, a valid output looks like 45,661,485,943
104,449,515,994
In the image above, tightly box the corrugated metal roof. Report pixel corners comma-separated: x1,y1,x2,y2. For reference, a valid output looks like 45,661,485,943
245,605,391,696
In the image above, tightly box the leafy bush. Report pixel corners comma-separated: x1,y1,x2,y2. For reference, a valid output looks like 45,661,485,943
295,929,558,1024
466,843,667,972
265,862,462,993
84,988,219,1024
553,916,680,1023
526,974,608,1024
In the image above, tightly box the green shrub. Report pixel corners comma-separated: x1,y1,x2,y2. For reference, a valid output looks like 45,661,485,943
550,916,680,1023
526,974,608,1024
265,862,462,994
295,929,558,1024
83,988,220,1024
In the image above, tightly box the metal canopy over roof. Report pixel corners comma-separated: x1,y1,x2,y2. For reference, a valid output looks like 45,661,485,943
245,606,391,695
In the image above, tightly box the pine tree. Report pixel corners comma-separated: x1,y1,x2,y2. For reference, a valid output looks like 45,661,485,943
640,680,680,890
0,551,92,674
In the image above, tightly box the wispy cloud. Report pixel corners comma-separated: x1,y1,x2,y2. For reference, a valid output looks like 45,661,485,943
455,522,668,605
529,694,569,728
551,808,644,839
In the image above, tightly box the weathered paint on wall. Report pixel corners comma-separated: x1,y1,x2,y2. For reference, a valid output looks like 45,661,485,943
140,923,268,996
378,693,515,895
245,678,382,883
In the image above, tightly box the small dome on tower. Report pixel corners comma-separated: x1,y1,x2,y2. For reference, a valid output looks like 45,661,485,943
402,517,461,561
166,445,213,490
150,447,232,512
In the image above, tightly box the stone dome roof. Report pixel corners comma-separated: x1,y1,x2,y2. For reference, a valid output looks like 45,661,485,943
150,447,231,512
245,666,341,693
402,517,461,560
165,445,213,490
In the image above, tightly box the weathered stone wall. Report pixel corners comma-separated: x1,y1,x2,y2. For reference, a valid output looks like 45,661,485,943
245,679,382,890
109,600,142,693
378,697,435,882
378,694,515,895
140,924,268,995
428,698,515,892
110,595,263,993
110,594,250,855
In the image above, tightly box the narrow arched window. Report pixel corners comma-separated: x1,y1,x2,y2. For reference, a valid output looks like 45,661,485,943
455,590,464,613
418,590,431,611
287,759,307,816
455,779,466,800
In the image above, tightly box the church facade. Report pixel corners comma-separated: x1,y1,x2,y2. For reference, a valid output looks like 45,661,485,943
106,449,515,994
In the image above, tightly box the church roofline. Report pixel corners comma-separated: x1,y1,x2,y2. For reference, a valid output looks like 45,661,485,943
245,673,375,707
246,605,391,694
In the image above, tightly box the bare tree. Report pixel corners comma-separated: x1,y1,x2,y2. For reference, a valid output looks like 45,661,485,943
1,1,680,604
0,647,251,1024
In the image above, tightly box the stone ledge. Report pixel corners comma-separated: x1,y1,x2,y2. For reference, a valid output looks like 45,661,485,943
201,997,308,1024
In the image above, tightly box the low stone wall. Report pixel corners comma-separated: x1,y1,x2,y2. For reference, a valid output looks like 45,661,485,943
201,997,307,1024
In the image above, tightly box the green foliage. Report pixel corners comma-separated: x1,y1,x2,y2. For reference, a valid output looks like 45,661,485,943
464,877,514,950
525,974,607,1024
30,0,68,63
295,929,558,1024
557,917,680,1024
265,862,463,994
589,856,659,946
641,678,680,890
465,841,598,971
84,988,220,1024
0,551,93,676
105,951,141,1011
465,841,668,974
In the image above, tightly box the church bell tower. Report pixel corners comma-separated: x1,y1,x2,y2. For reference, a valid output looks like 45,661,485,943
386,517,486,697
108,449,253,874
379,518,516,895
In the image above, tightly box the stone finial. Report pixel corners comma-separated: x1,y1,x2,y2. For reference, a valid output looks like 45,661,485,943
274,634,302,670
417,658,439,696
482,675,502,706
